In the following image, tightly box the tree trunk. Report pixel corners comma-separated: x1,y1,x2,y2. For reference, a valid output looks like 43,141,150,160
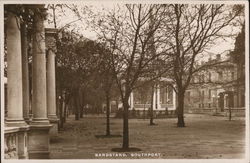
106,93,111,136
80,108,83,118
63,103,67,123
79,90,84,118
177,91,185,127
122,97,129,149
74,91,80,120
59,97,64,129
61,99,65,127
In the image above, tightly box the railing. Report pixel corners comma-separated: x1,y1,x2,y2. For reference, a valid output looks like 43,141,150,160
134,103,175,110
160,104,174,109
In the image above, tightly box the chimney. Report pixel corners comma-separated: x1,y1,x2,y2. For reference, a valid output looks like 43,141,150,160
216,54,221,60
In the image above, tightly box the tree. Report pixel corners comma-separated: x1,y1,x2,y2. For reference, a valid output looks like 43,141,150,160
84,4,170,150
98,48,115,136
56,29,104,122
161,4,244,127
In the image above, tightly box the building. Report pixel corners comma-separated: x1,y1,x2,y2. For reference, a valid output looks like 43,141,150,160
4,5,58,159
185,54,245,115
121,78,177,118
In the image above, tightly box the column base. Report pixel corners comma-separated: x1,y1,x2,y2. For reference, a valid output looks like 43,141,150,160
49,118,59,136
29,118,50,126
48,115,59,135
28,122,52,159
5,119,28,127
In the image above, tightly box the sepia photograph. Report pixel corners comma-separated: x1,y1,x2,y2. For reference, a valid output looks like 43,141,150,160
0,0,249,162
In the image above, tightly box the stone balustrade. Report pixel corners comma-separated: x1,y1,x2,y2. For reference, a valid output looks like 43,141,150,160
4,127,19,159
4,126,29,159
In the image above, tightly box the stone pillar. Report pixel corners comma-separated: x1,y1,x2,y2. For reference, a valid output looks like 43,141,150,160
6,10,26,126
5,8,29,159
224,95,228,109
156,84,160,109
173,86,176,110
31,16,49,123
152,86,156,110
166,86,169,103
21,23,30,123
128,95,131,109
130,92,134,109
47,48,58,135
28,5,51,159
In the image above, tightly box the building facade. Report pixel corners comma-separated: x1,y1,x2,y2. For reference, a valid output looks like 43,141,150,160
184,54,245,115
125,78,177,118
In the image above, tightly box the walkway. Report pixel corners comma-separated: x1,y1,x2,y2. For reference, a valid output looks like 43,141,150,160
50,114,245,159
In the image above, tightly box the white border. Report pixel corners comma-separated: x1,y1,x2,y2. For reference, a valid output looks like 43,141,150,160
0,0,249,163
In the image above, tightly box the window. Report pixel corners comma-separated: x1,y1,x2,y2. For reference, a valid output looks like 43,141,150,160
208,89,211,100
160,85,166,104
202,90,205,101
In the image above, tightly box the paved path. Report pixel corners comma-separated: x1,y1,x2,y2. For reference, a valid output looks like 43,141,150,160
49,114,245,159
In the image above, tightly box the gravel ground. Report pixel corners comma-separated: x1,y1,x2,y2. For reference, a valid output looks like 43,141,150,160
49,113,245,159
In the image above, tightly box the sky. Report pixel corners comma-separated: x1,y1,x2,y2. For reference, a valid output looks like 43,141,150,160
44,3,244,61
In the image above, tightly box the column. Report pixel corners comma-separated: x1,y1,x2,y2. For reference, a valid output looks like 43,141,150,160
31,9,49,123
156,84,160,109
130,92,134,109
173,86,176,111
128,95,131,109
224,95,228,109
166,86,168,103
47,48,58,135
6,8,29,159
28,5,51,159
152,87,156,110
21,23,30,122
6,10,26,126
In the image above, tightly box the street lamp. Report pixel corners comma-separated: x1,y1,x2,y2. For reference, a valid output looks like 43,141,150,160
224,91,233,121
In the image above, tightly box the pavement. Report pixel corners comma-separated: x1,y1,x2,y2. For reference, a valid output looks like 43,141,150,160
49,113,245,159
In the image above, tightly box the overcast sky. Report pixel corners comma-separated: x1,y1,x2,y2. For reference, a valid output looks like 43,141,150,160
45,3,244,61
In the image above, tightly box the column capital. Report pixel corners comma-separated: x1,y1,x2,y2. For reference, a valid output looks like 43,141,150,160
31,5,48,19
45,28,58,53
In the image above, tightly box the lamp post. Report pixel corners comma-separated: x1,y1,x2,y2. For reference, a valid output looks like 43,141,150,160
226,91,234,121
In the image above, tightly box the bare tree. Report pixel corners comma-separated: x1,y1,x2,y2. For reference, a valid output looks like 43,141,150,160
85,4,170,150
161,4,244,127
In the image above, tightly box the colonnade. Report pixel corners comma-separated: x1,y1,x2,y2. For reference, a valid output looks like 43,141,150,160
129,83,176,110
5,5,58,159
